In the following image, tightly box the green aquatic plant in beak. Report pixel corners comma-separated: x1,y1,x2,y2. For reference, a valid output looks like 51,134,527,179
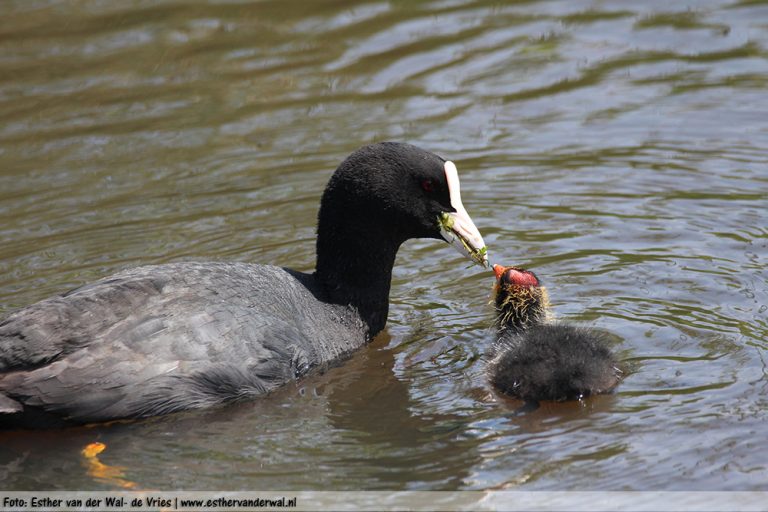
438,161,489,268
439,212,488,267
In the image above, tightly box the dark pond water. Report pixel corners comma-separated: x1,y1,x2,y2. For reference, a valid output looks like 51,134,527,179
1,0,767,496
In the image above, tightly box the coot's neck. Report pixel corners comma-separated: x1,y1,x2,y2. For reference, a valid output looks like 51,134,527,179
315,215,403,339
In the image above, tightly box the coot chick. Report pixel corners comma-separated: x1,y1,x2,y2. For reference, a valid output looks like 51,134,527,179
487,264,620,403
0,142,488,428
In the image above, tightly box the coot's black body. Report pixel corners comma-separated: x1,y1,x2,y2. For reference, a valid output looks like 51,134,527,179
0,142,487,428
487,265,620,403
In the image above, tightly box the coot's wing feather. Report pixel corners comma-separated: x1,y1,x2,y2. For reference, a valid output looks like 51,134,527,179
3,318,315,422
0,262,340,421
0,273,170,372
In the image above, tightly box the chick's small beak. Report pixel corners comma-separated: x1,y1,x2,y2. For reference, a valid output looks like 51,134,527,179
493,264,505,281
439,161,488,268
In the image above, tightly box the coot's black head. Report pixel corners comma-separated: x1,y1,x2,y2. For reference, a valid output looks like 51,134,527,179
492,264,549,333
314,142,487,336
317,142,487,267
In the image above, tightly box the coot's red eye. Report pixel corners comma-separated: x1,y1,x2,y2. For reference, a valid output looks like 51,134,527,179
421,179,434,193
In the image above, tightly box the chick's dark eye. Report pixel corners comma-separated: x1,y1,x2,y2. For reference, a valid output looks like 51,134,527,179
420,179,435,193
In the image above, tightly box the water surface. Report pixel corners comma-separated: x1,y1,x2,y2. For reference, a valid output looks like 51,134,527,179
1,0,767,495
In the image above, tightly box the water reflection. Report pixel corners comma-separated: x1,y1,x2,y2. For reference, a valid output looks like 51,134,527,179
81,443,139,490
321,333,481,490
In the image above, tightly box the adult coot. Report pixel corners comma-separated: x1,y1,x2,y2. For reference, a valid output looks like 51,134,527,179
487,264,621,403
0,142,488,427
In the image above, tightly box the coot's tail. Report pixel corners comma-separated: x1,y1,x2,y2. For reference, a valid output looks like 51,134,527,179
0,393,22,414
0,394,79,429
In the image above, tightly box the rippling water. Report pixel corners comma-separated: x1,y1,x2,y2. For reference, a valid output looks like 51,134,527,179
1,0,767,495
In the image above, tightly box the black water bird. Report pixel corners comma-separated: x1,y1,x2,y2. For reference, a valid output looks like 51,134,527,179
487,264,620,403
0,142,487,428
